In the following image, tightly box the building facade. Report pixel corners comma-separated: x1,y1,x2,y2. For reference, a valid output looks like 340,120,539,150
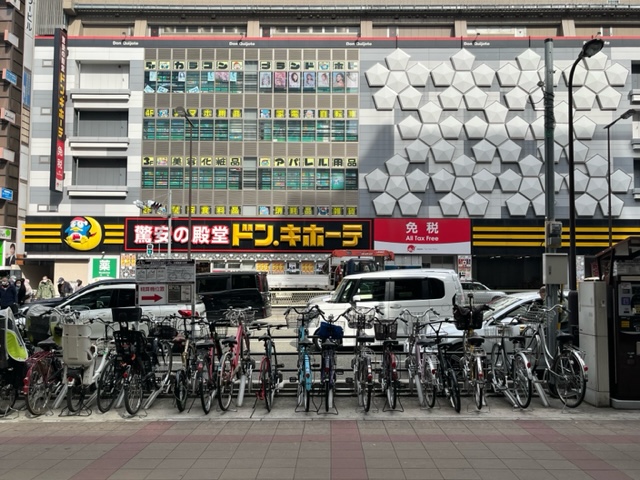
19,0,640,288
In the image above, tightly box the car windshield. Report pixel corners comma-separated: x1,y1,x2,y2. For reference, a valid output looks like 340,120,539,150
481,295,526,320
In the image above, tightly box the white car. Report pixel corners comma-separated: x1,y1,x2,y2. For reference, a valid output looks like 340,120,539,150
460,280,505,305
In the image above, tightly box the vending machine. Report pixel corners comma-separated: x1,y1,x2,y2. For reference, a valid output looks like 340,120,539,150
596,237,640,408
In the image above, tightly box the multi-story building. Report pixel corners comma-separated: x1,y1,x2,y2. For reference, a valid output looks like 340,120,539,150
19,0,640,289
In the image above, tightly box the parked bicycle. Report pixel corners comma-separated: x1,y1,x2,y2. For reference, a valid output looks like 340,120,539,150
374,315,400,410
172,310,201,412
424,318,461,412
285,305,319,412
312,311,343,412
489,319,533,408
400,308,439,408
217,307,255,411
520,304,588,408
252,321,286,412
0,308,29,416
342,305,377,412
193,318,225,414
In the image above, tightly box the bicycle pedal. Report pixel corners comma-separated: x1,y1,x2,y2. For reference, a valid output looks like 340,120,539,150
276,363,285,369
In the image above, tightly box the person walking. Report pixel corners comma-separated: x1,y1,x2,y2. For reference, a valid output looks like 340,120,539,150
74,279,83,292
57,277,73,297
23,278,33,303
0,277,18,313
15,278,27,305
36,276,56,300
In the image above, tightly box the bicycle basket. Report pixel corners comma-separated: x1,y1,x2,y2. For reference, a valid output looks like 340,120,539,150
317,321,344,340
285,310,316,328
453,305,472,331
212,320,230,337
113,329,146,358
374,320,398,341
149,323,178,340
346,311,375,330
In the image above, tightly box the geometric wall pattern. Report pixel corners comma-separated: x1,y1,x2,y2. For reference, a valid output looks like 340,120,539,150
365,47,633,217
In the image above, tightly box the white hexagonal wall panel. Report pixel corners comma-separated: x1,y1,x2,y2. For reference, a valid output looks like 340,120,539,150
439,193,464,216
600,195,625,217
406,169,430,192
520,177,543,200
420,124,442,145
529,88,544,109
537,64,563,87
464,116,488,139
574,116,597,140
472,64,495,87
463,87,489,110
439,117,463,139
431,169,455,192
431,140,456,163
506,193,530,216
516,49,542,71
451,155,476,176
573,141,589,164
497,63,521,87
574,170,589,193
385,49,411,71
611,170,632,193
386,71,410,94
385,154,409,176
575,193,598,217
605,63,629,87
465,192,490,216
365,169,388,192
563,63,587,87
586,177,609,200
506,117,530,139
504,87,528,110
518,70,540,93
554,123,569,147
438,86,463,110
397,116,422,140
497,140,522,163
573,87,596,111
585,154,608,177
418,102,442,124
452,71,475,93
386,176,409,199
431,63,455,87
583,51,607,70
484,102,509,124
365,63,390,87
485,124,508,146
472,139,496,163
518,155,543,176
529,117,545,140
585,70,608,94
472,169,496,192
532,194,546,216
373,193,396,216
407,63,430,87
498,169,522,192
597,86,622,110
398,86,422,110
372,87,397,110
398,193,422,216
405,140,429,163
451,49,476,71
537,143,564,164
554,102,569,124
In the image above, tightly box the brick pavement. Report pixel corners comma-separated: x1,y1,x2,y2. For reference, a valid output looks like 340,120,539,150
0,411,639,480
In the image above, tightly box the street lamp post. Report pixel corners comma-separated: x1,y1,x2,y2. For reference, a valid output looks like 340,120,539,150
567,38,604,336
176,107,196,328
604,109,637,248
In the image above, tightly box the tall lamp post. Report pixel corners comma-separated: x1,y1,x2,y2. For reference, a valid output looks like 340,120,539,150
604,109,636,248
176,107,196,327
567,38,604,335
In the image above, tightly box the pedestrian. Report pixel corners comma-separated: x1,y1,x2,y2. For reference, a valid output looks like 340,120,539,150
15,278,27,305
36,276,56,300
0,277,18,313
57,277,73,297
23,278,33,303
74,279,83,292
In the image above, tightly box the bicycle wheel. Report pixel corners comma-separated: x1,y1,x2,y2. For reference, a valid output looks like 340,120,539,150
260,358,273,412
325,381,334,412
553,350,586,408
26,361,52,416
472,356,484,410
199,357,214,414
174,369,188,412
422,356,437,409
66,377,85,413
157,340,174,386
96,357,120,413
512,352,532,409
124,372,145,415
359,358,372,413
445,368,461,413
490,344,506,392
0,375,17,416
217,353,234,411
386,354,397,410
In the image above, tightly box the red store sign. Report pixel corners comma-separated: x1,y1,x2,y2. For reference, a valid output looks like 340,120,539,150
374,218,471,254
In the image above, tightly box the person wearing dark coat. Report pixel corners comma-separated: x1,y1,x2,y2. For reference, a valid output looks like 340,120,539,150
14,278,27,305
0,277,18,311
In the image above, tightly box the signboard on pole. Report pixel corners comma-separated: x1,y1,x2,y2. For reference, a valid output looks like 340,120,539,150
135,259,195,305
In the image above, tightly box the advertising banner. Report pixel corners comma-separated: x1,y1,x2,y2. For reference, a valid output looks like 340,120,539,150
374,218,471,254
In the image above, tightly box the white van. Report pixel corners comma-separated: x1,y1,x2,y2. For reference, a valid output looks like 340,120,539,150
307,269,464,346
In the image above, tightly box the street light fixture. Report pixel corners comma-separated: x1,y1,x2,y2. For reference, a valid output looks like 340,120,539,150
567,37,604,335
604,109,636,248
133,197,172,256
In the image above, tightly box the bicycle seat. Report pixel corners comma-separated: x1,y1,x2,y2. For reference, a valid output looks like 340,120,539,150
221,337,238,346
322,338,338,347
416,338,435,347
356,334,375,343
37,337,60,351
299,338,313,346
195,339,215,349
556,332,573,345
467,336,485,347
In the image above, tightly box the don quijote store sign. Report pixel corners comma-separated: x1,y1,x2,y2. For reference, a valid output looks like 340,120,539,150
124,218,373,252
374,219,471,255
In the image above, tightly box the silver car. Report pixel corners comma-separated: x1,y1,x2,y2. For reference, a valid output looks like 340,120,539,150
461,280,505,305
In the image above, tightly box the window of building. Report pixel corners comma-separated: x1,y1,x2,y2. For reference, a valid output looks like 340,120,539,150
73,158,127,186
155,25,246,36
74,110,128,137
269,25,360,36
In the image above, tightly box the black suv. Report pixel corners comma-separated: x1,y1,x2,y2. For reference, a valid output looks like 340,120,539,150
197,271,272,321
